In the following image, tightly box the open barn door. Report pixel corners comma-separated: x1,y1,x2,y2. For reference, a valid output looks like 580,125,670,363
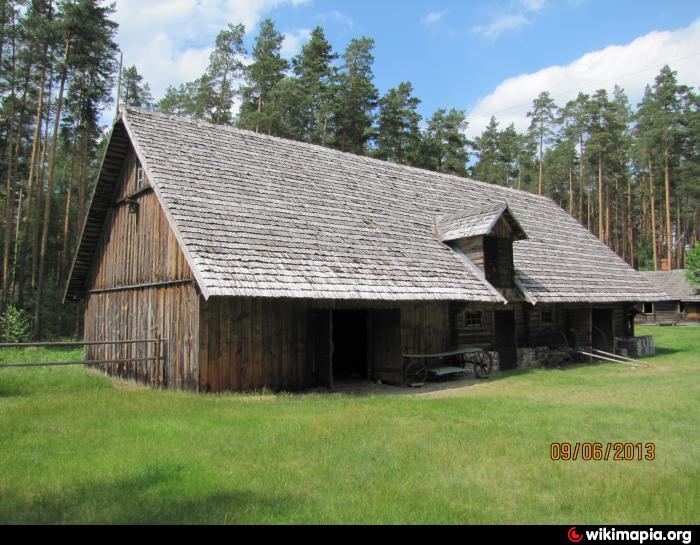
308,310,333,389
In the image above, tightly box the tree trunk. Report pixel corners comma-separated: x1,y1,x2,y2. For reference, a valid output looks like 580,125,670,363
627,178,634,267
663,144,672,270
605,182,610,246
538,131,543,195
76,129,89,229
255,93,261,134
59,139,77,285
578,136,584,223
568,163,573,216
32,67,54,289
598,152,604,241
34,40,69,340
15,62,46,304
649,160,658,271
216,74,227,125
1,12,17,306
676,202,682,269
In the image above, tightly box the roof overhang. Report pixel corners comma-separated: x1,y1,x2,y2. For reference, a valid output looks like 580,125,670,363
63,109,210,302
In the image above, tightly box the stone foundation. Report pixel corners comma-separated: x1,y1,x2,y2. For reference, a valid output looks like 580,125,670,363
516,346,571,369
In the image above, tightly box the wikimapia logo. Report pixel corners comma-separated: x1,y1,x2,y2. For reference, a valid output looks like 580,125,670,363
567,527,693,544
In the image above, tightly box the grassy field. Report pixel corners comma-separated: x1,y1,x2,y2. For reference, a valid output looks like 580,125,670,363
0,325,698,524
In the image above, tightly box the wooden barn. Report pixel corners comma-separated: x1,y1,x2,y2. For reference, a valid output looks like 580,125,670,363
64,108,666,392
635,268,700,324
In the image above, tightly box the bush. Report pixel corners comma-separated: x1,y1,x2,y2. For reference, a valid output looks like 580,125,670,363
686,243,700,293
0,306,31,343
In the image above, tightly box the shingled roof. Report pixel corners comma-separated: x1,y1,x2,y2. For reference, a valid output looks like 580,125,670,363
435,202,527,242
66,107,667,304
640,270,700,302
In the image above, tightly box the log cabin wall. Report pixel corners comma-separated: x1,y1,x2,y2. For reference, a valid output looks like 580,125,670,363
633,301,700,324
449,303,498,350
84,148,199,389
198,298,451,392
652,301,681,324
450,303,629,353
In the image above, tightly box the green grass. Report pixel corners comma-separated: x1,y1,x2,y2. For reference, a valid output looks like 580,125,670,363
0,325,698,524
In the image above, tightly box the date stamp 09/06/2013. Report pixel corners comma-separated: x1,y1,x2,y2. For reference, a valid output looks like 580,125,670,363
549,442,656,461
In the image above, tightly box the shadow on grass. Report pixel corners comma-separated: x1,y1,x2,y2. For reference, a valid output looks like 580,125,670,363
0,384,28,397
654,347,681,357
0,462,298,524
321,358,627,398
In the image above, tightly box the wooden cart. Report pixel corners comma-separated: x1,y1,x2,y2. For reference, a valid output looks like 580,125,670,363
401,347,493,387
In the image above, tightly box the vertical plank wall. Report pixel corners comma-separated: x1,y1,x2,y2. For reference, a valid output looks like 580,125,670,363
198,299,451,392
84,148,199,389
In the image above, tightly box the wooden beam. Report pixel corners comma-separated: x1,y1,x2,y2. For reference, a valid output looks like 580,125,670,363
86,279,194,295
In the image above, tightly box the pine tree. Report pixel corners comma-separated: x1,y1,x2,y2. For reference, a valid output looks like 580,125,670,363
649,66,692,269
472,116,504,184
331,37,377,154
207,23,246,125
374,81,421,165
119,64,153,109
33,0,118,339
498,123,521,188
527,91,557,195
290,26,336,144
559,93,590,220
420,108,469,175
586,89,625,243
238,19,288,135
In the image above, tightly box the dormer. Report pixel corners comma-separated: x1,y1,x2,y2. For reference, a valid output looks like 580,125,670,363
435,202,527,289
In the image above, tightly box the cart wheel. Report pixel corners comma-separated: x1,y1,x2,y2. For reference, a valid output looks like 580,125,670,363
471,351,493,379
404,360,428,387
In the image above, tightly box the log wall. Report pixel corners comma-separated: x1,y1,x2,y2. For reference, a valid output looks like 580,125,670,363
633,301,700,324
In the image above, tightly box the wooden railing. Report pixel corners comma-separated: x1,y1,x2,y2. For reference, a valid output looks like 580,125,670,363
0,337,169,385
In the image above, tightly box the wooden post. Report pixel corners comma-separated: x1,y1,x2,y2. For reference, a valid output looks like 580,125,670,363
154,334,161,386
162,337,169,387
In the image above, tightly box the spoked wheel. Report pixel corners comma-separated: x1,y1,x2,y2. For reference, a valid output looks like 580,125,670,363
404,359,428,387
469,351,493,379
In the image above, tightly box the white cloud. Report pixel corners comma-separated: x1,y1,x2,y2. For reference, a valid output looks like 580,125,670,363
423,11,446,25
472,0,547,41
472,13,529,40
112,0,311,103
281,28,312,59
466,19,700,137
521,0,546,12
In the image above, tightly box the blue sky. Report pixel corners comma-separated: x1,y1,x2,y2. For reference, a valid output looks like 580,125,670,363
113,0,700,135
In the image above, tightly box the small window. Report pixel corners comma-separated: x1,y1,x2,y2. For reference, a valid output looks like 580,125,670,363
643,302,653,314
541,309,553,324
462,311,482,327
135,161,145,190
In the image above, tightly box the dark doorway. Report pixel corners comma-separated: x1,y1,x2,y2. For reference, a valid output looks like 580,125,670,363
368,309,402,383
494,310,517,370
592,309,614,352
332,310,368,380
308,310,333,388
566,309,591,349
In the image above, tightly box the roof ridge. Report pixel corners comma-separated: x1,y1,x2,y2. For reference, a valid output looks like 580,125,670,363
122,106,554,204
